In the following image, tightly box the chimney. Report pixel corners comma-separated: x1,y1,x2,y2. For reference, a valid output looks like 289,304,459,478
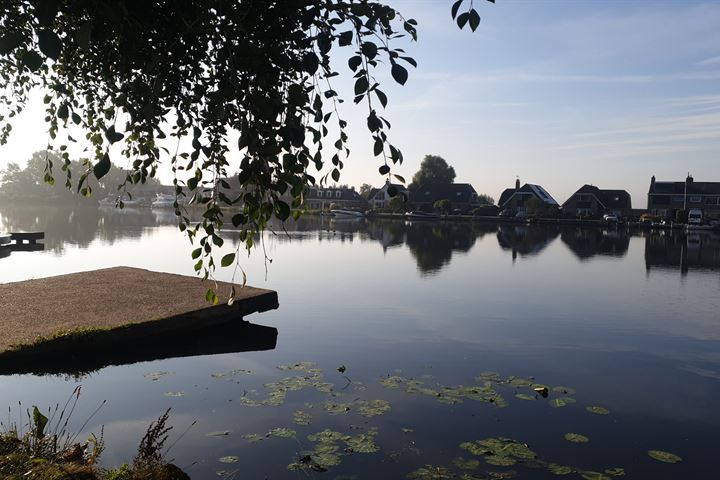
650,175,655,191
686,173,693,184
515,177,520,190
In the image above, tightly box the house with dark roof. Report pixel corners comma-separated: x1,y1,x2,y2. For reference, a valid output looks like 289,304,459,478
498,179,558,213
304,186,368,211
367,180,409,210
562,185,632,218
410,183,479,212
647,175,720,220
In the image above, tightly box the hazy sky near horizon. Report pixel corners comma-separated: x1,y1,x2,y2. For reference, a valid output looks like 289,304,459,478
1,0,719,207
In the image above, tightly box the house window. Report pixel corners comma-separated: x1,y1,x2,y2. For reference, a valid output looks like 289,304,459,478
336,191,341,198
690,196,701,203
317,191,323,198
671,196,684,203
706,196,719,205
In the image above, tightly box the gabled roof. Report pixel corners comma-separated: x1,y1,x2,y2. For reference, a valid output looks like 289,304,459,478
410,183,478,204
649,179,720,195
306,187,365,202
563,185,632,209
499,183,558,207
367,182,407,200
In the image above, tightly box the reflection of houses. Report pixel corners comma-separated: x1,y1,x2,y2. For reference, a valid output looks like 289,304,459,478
498,179,558,212
560,228,630,260
410,184,478,212
304,187,367,211
645,231,720,275
562,185,632,218
496,224,559,261
365,219,406,251
405,222,482,274
367,181,409,209
647,175,720,220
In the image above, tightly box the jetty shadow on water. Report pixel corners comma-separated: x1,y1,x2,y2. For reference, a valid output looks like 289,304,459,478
0,317,278,376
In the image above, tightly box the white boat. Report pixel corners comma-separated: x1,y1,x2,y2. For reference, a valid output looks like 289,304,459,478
330,209,364,218
0,232,11,247
405,211,440,220
151,193,176,208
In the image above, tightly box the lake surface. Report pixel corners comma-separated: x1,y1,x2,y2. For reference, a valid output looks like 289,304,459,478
1,205,719,479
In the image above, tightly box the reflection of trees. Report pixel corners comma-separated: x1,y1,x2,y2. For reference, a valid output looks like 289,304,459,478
496,224,559,261
645,231,720,276
0,205,174,253
560,228,630,260
405,222,494,275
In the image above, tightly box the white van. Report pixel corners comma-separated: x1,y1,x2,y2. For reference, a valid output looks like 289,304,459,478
688,209,703,225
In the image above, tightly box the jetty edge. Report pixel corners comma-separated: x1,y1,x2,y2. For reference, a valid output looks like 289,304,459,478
0,266,279,354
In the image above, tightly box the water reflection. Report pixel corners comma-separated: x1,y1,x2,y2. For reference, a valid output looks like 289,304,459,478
0,319,277,376
645,230,720,275
561,227,630,260
496,224,559,261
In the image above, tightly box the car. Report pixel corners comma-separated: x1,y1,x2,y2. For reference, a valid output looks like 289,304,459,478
498,209,514,217
603,213,618,222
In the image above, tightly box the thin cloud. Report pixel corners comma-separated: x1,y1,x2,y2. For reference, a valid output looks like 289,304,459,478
697,55,720,66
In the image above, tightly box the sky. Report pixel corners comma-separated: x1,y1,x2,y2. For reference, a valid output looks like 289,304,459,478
1,0,720,207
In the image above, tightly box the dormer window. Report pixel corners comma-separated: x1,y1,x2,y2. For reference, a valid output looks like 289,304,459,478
336,190,341,198
317,191,323,198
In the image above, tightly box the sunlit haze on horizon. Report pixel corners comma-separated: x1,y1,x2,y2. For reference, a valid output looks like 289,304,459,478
1,0,719,207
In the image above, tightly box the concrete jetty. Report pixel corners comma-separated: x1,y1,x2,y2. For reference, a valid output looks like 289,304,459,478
0,267,278,353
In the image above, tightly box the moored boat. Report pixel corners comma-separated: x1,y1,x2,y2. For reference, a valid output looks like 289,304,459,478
405,211,440,220
330,209,364,218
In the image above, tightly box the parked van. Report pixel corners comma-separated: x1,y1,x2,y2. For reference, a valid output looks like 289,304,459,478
688,209,703,225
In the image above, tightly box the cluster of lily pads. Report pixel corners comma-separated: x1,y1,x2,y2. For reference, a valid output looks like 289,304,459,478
165,362,685,478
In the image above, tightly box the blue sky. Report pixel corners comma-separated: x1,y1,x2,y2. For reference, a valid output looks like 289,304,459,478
2,0,720,207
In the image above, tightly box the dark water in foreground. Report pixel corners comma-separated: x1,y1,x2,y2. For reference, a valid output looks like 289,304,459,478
1,205,719,479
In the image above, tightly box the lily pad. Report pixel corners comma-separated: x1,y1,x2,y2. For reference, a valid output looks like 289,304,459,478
515,393,536,401
604,467,625,476
586,406,610,415
164,391,185,397
205,430,232,437
647,450,682,463
356,399,391,417
407,465,454,479
564,433,589,443
211,368,253,379
552,386,576,395
453,457,481,470
548,463,573,475
293,410,312,425
580,472,611,480
218,456,239,464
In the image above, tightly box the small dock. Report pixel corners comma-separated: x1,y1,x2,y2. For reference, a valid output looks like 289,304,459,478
0,267,278,373
0,231,45,254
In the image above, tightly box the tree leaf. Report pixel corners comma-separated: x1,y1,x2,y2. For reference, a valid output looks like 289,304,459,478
0,33,25,55
361,41,378,60
221,253,236,267
191,248,202,260
348,55,362,72
302,52,319,75
468,9,481,32
391,64,408,85
93,152,111,180
275,201,290,221
338,30,353,47
354,76,369,96
57,104,68,120
331,168,340,182
457,12,470,30
32,406,48,439
37,30,62,60
21,50,43,72
379,165,390,175
451,0,464,19
374,89,388,108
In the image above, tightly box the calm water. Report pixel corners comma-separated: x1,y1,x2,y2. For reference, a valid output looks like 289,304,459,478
1,205,719,479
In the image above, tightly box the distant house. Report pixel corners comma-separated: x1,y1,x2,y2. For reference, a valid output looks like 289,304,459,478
648,175,720,220
304,186,367,211
410,183,479,212
498,179,558,212
367,180,409,209
562,185,632,218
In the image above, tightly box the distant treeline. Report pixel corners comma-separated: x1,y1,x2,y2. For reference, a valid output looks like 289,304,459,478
0,150,157,205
